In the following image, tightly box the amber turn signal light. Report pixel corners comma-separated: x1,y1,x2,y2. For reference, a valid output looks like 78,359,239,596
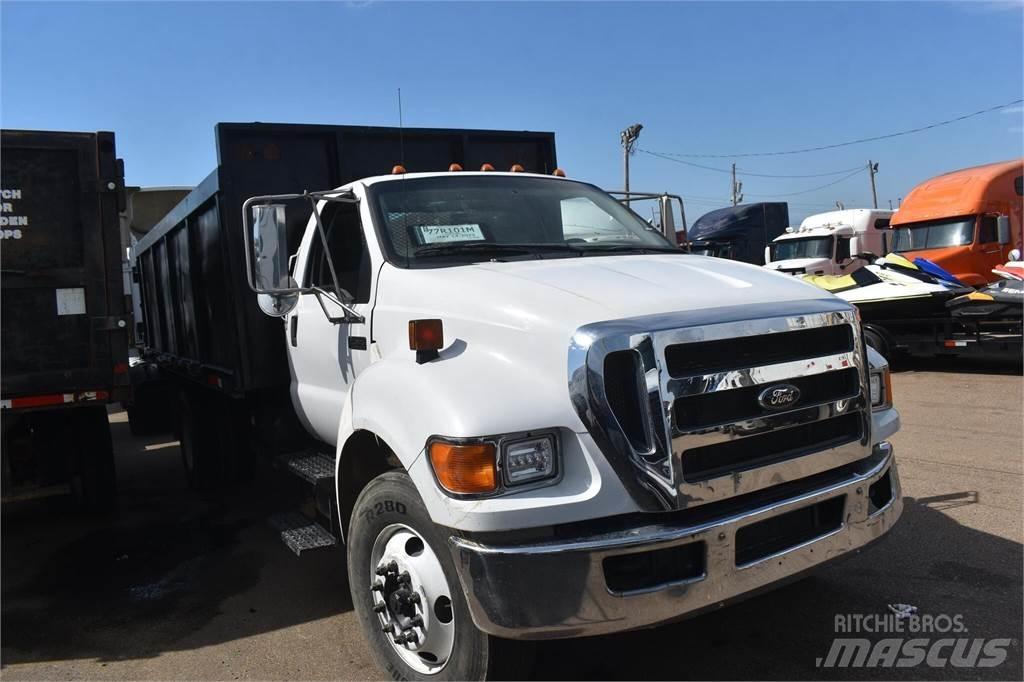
392,164,407,174
510,164,525,173
408,319,443,351
448,163,463,172
429,441,497,494
552,168,566,177
480,163,495,172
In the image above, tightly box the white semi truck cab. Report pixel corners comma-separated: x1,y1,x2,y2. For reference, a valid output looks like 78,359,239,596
765,208,895,276
243,169,903,679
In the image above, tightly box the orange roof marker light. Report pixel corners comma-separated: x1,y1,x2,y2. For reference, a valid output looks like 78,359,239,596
480,163,495,172
552,168,566,177
391,164,407,175
448,163,463,172
510,164,525,173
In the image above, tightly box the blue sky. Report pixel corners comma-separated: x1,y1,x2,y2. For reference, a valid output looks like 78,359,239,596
2,1,1022,222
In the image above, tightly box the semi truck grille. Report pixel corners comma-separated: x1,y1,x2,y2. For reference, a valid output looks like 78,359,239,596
569,300,872,512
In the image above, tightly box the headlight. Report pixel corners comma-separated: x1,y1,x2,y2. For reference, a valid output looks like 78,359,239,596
427,431,559,497
502,434,557,486
869,366,892,410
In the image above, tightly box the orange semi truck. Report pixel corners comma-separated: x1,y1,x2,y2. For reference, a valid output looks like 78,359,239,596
890,159,1023,286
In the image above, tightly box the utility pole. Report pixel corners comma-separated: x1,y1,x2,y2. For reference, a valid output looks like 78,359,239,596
620,124,643,194
868,160,879,209
731,163,743,206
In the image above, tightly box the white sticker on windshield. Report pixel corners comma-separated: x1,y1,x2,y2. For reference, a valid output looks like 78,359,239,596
415,224,484,244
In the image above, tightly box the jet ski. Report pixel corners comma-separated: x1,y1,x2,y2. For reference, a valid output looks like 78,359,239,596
801,253,972,321
947,278,1023,320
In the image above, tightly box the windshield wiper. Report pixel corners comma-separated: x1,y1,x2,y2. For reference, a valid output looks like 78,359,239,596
413,242,582,258
573,243,683,254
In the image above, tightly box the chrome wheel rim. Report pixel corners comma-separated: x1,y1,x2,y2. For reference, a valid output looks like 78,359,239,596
369,523,455,675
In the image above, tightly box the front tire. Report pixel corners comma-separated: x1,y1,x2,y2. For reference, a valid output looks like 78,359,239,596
347,471,530,681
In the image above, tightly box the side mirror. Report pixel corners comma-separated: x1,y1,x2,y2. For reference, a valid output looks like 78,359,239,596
997,216,1011,245
658,195,676,242
764,245,772,263
849,236,861,257
253,204,288,290
855,252,879,262
250,203,298,317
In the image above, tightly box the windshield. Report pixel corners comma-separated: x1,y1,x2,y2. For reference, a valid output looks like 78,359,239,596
891,216,975,252
690,242,735,259
368,175,675,266
771,236,832,261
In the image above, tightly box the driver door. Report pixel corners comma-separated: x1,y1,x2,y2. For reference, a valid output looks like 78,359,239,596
286,199,373,445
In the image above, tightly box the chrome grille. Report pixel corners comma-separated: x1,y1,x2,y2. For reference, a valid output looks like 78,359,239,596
568,299,872,512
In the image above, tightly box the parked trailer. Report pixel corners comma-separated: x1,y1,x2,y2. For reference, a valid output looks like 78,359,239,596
1,129,129,509
863,316,1022,363
132,122,558,486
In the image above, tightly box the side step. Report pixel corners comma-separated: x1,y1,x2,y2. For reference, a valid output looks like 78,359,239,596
270,511,337,556
277,450,335,484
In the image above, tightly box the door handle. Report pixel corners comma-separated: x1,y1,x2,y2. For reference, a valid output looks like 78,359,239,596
290,315,298,347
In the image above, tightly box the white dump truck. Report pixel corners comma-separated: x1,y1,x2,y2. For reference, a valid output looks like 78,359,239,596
765,208,895,276
137,123,903,680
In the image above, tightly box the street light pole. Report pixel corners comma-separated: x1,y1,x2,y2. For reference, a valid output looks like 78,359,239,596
868,160,879,209
620,123,643,194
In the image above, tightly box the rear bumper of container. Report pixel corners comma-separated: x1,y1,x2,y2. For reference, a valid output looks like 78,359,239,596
448,442,901,640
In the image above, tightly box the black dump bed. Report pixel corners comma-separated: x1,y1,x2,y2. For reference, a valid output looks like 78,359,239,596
134,122,557,394
0,129,129,403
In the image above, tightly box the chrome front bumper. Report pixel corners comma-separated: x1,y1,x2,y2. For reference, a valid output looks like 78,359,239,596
448,443,901,640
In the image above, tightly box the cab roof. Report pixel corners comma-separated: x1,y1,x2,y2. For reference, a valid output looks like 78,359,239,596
892,159,1023,226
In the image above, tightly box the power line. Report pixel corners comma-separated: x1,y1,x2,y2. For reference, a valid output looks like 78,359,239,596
745,166,867,197
647,98,1023,158
639,149,864,178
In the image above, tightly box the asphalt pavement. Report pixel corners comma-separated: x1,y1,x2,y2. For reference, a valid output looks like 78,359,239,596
2,359,1021,680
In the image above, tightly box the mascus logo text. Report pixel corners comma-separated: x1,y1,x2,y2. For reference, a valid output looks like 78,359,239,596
758,383,801,410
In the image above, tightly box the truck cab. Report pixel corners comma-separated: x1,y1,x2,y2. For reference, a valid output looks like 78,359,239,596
888,160,1023,287
685,202,789,265
765,208,894,276
244,167,904,679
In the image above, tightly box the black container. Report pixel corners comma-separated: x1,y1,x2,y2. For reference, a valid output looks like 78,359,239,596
1,129,129,403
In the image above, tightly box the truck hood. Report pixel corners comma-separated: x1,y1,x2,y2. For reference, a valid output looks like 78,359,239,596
374,254,833,348
369,254,844,439
765,257,831,274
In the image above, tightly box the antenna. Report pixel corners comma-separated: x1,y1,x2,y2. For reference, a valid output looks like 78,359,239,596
397,88,405,169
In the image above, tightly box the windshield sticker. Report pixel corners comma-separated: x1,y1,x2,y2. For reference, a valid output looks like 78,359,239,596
414,224,485,244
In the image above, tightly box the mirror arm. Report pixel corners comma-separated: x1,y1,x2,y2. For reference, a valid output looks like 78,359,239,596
311,286,364,325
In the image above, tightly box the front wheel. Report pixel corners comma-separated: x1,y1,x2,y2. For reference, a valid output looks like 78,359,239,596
347,471,530,681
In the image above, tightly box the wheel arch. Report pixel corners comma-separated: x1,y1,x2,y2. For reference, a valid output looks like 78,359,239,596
335,428,402,544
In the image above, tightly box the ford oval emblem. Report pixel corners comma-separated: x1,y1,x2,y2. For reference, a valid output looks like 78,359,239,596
758,383,801,411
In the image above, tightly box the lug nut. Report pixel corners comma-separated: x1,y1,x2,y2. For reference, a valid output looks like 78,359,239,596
404,631,419,645
371,581,384,593
409,615,423,627
373,602,387,613
397,571,411,584
407,592,421,605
